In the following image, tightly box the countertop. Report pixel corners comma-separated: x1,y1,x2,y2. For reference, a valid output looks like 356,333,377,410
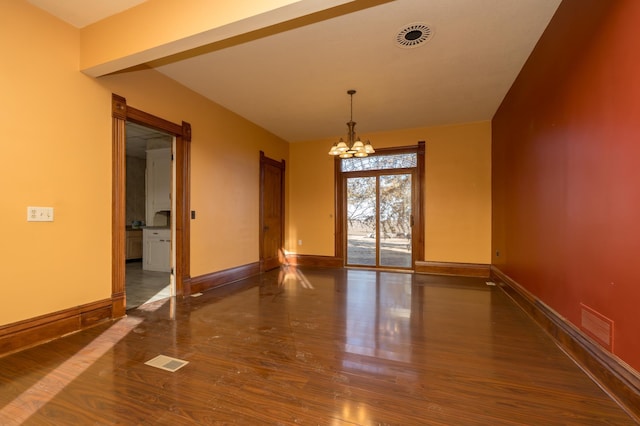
126,226,170,231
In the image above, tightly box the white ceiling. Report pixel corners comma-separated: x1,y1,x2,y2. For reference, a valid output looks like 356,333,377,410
29,0,562,143
27,0,147,28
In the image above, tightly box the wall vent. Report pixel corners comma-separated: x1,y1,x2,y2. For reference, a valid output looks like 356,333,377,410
580,304,614,351
394,23,433,48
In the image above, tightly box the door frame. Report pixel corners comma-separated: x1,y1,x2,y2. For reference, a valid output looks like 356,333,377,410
111,94,192,317
343,170,416,269
334,142,425,268
259,151,285,272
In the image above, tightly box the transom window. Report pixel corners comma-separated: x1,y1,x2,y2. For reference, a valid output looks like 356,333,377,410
341,153,417,172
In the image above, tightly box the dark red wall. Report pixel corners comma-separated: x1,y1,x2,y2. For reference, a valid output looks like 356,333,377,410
493,0,640,371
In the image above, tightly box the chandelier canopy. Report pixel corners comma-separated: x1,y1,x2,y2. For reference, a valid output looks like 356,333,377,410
328,90,375,158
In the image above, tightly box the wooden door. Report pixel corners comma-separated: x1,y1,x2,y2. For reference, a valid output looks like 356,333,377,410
260,152,285,271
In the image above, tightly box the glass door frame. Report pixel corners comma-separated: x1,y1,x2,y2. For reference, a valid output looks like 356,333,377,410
344,171,415,269
334,142,425,270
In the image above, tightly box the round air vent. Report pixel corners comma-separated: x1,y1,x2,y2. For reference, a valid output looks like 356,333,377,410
395,23,433,48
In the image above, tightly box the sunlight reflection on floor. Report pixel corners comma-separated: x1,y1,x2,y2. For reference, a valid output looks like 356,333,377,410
279,249,314,290
0,318,143,425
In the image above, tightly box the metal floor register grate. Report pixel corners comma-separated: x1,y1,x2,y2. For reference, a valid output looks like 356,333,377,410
144,354,189,372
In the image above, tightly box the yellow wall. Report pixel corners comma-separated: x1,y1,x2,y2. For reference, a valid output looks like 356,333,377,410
2,2,489,329
288,121,492,264
1,2,288,326
423,122,491,263
288,141,337,255
99,69,289,277
1,2,112,324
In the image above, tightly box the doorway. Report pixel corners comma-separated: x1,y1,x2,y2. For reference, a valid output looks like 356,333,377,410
259,151,285,271
111,94,191,318
335,143,425,270
125,122,174,309
345,172,413,268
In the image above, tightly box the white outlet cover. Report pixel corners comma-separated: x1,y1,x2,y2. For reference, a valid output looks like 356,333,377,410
27,206,54,222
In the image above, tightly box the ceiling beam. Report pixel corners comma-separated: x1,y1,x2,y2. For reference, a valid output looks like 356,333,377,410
80,0,390,77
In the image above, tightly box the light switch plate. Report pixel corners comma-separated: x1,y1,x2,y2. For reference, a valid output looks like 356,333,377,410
27,206,54,222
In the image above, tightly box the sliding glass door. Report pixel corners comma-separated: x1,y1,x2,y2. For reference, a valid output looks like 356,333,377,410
346,172,413,268
379,174,412,267
346,176,377,266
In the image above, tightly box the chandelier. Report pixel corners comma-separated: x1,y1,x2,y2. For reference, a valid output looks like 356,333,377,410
328,90,375,158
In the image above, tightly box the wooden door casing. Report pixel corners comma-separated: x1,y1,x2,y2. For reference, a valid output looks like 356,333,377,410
334,142,425,269
112,94,191,317
260,152,285,271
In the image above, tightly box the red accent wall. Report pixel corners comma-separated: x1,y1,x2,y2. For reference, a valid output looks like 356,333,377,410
493,0,640,371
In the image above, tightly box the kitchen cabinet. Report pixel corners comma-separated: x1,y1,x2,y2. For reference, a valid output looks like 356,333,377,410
146,148,171,224
143,228,171,272
126,229,142,260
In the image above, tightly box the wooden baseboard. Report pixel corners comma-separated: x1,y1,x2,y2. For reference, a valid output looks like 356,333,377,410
0,298,113,358
415,261,491,278
286,254,343,268
111,291,126,319
188,262,261,295
491,266,640,422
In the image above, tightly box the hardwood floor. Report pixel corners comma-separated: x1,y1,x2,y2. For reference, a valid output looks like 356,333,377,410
0,268,635,425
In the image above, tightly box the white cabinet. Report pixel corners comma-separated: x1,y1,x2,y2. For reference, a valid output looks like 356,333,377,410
146,148,171,224
143,228,171,272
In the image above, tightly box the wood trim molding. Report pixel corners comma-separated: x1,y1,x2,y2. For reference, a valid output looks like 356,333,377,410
415,261,491,278
491,266,640,422
189,262,261,295
112,97,127,318
333,142,425,267
112,94,126,120
259,151,286,272
111,291,125,317
175,121,192,296
286,255,343,268
126,105,183,135
414,141,425,262
111,94,191,308
0,299,112,357
334,156,344,261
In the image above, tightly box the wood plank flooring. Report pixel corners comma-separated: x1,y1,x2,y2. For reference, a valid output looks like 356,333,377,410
0,268,636,425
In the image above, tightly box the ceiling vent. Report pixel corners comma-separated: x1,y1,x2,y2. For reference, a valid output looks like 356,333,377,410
395,23,433,49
